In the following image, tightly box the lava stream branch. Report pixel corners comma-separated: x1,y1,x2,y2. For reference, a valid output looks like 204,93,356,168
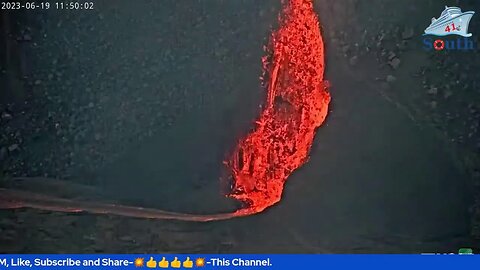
0,0,330,222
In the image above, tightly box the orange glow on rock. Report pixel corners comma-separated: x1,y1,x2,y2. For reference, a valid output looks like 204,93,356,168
228,0,330,216
0,0,330,222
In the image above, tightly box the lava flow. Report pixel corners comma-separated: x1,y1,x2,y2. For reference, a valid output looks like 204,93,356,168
228,0,330,216
0,0,330,221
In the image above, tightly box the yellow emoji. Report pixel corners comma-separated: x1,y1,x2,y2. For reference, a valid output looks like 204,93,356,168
195,258,205,267
146,257,157,268
182,257,193,268
134,258,145,267
170,257,180,268
158,257,169,268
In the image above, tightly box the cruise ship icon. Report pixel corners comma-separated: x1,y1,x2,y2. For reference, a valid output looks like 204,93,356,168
424,6,475,37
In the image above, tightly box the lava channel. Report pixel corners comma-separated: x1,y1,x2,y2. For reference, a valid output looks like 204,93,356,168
228,0,330,216
0,0,330,221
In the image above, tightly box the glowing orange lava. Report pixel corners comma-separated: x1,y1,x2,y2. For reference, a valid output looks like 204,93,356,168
0,0,330,221
228,0,330,216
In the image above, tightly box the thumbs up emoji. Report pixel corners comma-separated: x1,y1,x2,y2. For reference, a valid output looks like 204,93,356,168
158,257,169,268
182,257,193,268
146,257,157,268
171,257,180,268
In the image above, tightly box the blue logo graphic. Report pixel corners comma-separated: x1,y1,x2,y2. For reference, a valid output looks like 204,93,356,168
424,6,475,37
423,6,476,51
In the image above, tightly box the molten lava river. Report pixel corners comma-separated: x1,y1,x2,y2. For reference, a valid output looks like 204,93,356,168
228,0,330,217
0,0,331,221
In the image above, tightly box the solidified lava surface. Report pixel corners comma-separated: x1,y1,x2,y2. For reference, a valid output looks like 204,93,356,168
228,0,331,216
0,0,330,222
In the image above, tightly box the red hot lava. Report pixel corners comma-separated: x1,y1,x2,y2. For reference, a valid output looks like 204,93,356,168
0,0,330,222
228,0,330,216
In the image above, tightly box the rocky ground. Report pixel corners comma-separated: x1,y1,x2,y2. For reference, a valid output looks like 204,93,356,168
0,0,279,253
0,209,236,253
1,0,480,252
321,0,480,239
1,0,277,180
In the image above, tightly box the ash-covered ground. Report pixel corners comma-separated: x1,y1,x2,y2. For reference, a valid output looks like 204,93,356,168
1,0,479,253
